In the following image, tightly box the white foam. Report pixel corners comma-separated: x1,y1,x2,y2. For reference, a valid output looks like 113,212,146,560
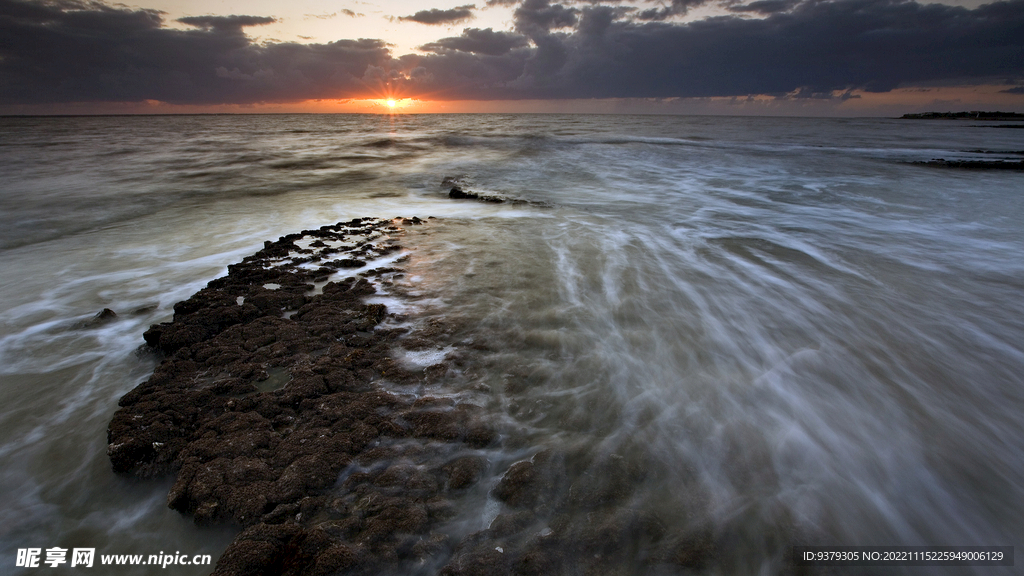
397,346,454,369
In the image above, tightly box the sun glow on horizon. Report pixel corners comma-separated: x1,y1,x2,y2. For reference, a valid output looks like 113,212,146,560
301,97,438,113
15,83,1023,116
366,97,419,113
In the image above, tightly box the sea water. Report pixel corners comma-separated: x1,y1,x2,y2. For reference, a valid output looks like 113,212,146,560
1,114,1022,574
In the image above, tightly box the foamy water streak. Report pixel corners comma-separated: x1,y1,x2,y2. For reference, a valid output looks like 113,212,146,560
1,114,1022,574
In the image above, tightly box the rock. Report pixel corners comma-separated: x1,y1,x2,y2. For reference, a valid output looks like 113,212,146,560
449,187,504,203
448,187,476,200
444,456,486,490
900,111,1024,120
492,461,538,508
130,304,158,316
107,215,749,576
666,527,716,569
78,308,118,328
911,159,1024,170
107,217,505,576
324,258,366,268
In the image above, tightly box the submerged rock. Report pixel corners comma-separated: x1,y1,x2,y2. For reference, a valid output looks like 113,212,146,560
79,307,118,328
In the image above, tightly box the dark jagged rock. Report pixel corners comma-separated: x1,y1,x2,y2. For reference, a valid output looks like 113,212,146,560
448,187,505,203
108,217,499,576
492,461,540,508
900,111,1024,120
359,267,402,278
448,187,479,200
79,308,118,328
444,179,544,207
323,258,365,269
443,456,486,490
108,216,793,576
910,159,1024,170
962,149,1024,155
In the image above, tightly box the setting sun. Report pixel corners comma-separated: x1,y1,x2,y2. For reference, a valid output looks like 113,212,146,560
386,99,397,108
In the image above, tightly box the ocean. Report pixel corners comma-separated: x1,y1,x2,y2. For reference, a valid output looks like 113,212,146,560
1,114,1022,574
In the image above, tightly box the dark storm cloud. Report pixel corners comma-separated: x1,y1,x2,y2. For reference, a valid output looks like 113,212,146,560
634,0,713,20
177,15,275,31
419,28,529,55
787,87,861,100
398,5,476,24
0,0,391,104
1002,86,1024,94
400,0,1024,99
1,0,1023,106
513,0,578,33
727,0,801,13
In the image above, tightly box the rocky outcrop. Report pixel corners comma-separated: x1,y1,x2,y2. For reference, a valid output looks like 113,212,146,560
109,218,498,575
77,308,118,329
900,111,1024,120
448,187,505,203
108,216,750,575
910,159,1024,170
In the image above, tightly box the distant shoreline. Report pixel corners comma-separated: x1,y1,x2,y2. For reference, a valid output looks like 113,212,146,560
900,111,1024,121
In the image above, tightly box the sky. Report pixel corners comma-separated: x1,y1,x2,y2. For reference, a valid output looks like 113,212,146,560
0,0,1022,115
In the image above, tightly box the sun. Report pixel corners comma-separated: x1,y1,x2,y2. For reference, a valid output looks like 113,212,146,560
364,97,420,113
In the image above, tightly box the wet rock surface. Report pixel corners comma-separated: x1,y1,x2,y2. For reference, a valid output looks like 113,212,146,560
78,307,118,329
108,216,799,575
441,176,544,207
440,446,728,576
109,218,500,575
449,187,505,203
